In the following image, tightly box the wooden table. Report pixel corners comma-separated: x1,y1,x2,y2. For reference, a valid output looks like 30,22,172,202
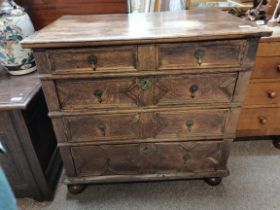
0,71,61,201
22,10,271,194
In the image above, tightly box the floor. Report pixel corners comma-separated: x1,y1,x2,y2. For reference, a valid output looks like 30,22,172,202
17,140,280,210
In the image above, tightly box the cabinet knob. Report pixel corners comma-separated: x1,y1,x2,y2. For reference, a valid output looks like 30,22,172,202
267,90,277,98
94,89,103,103
190,84,199,98
194,49,205,65
185,119,194,131
88,54,97,71
258,116,267,125
97,123,106,136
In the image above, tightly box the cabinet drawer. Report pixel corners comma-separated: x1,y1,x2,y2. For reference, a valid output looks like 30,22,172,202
62,109,228,142
46,46,137,74
237,107,280,136
252,56,280,79
55,73,237,110
70,141,228,177
244,81,280,106
257,41,280,56
158,40,245,70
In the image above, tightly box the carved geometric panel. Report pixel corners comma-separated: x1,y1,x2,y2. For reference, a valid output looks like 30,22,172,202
71,141,227,177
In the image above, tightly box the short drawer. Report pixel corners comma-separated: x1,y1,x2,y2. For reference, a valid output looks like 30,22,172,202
55,73,237,110
46,46,137,74
158,40,246,70
62,109,228,142
252,56,280,79
237,107,280,136
244,81,280,106
70,140,229,177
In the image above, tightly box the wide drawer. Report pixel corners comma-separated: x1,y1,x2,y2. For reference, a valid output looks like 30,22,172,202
62,109,228,142
237,107,280,136
55,73,237,110
257,41,280,56
46,46,137,74
244,81,280,106
158,40,246,70
251,56,280,79
70,140,229,177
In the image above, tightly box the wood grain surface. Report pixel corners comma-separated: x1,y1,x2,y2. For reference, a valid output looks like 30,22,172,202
0,71,40,110
21,10,272,48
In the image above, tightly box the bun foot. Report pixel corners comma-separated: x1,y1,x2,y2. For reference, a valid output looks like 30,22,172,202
204,177,222,186
273,139,280,149
67,184,86,194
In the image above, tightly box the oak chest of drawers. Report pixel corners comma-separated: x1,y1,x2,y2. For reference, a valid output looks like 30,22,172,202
237,27,280,147
22,10,271,193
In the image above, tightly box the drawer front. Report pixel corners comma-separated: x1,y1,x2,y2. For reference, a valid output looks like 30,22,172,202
70,141,228,177
56,73,237,110
63,109,227,142
252,56,280,79
257,41,280,56
46,46,137,74
158,40,245,70
244,81,280,106
155,73,237,105
237,107,280,136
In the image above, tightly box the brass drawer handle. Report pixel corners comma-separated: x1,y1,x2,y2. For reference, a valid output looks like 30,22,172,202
94,89,103,103
258,116,267,125
185,119,194,131
138,78,152,90
97,123,106,136
194,49,205,65
88,54,97,70
267,90,277,99
190,84,199,98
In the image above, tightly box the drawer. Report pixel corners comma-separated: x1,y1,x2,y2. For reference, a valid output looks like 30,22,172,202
257,41,280,56
70,140,229,177
252,56,280,79
55,73,237,110
158,40,246,70
46,46,137,74
237,107,280,136
244,81,280,106
62,109,228,142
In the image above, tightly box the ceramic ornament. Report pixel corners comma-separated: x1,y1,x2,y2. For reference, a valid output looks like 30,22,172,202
0,0,36,75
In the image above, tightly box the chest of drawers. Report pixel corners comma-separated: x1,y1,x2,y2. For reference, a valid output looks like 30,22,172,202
22,10,271,193
237,28,280,147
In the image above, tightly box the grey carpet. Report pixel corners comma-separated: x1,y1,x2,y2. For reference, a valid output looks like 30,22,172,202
17,140,280,210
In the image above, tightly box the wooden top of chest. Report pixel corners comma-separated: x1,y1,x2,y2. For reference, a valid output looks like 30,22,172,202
22,9,272,49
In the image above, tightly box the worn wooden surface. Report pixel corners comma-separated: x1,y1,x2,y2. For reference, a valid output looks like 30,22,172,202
21,10,272,49
61,108,228,142
25,11,268,185
55,73,237,110
70,140,228,177
0,89,61,201
0,71,40,110
237,27,280,136
15,0,128,30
